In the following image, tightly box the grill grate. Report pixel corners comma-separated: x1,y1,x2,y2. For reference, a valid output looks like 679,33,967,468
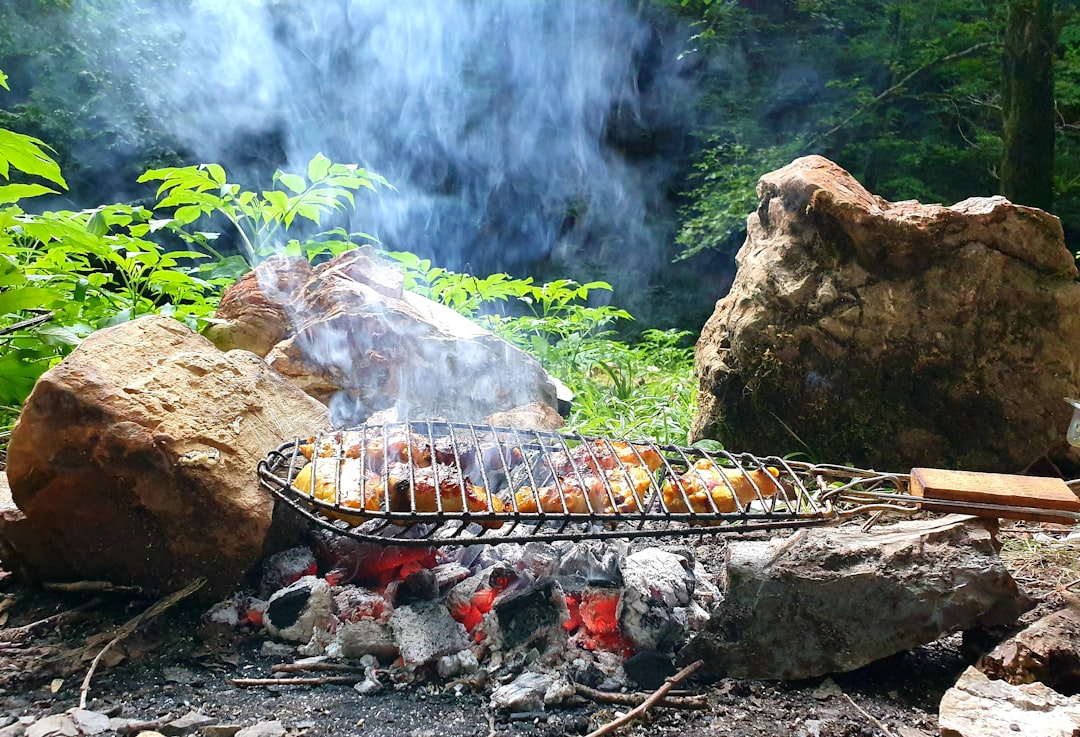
257,420,910,546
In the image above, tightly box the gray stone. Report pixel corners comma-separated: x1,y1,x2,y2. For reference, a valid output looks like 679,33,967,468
233,722,285,737
24,715,77,737
691,155,1080,473
160,711,217,736
198,727,242,737
66,710,109,736
680,515,1026,680
939,666,1080,736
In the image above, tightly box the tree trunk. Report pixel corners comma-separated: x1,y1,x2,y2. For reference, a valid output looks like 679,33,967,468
1001,0,1057,212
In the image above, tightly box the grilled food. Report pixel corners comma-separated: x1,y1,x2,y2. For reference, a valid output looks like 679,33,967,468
513,464,653,515
292,457,385,520
300,429,432,471
545,440,663,478
384,462,504,529
662,460,781,515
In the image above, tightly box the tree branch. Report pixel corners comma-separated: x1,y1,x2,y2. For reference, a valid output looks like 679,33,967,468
817,42,1001,142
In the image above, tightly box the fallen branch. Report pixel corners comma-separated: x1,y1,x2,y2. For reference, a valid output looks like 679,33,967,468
44,581,144,595
229,675,366,687
574,682,708,710
78,578,205,709
584,660,704,737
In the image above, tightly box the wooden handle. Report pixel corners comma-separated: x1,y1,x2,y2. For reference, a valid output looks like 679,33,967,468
910,468,1080,523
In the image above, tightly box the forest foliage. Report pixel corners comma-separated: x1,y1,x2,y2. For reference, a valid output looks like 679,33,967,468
1,0,1078,443
670,0,1080,259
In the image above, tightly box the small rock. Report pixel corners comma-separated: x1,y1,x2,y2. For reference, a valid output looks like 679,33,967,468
197,726,242,737
233,723,285,737
66,710,109,736
25,714,77,737
939,665,1080,736
160,711,217,736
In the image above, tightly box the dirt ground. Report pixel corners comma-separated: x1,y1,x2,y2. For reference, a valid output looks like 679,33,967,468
0,523,1074,737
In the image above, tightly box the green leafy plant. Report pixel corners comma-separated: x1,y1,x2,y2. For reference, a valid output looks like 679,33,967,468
138,154,390,265
383,253,696,442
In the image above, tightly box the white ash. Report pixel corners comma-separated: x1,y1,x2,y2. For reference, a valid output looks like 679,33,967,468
489,670,576,712
389,601,470,672
332,585,389,622
489,671,553,712
263,576,334,643
325,619,398,660
437,649,480,679
352,664,384,696
618,548,696,652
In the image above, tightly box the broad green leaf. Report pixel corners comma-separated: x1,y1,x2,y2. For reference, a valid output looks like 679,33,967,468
0,286,62,314
307,153,332,182
205,164,227,185
276,172,307,195
0,130,67,188
0,183,57,204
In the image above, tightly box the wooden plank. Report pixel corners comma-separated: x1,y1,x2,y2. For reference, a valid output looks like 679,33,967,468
910,468,1080,523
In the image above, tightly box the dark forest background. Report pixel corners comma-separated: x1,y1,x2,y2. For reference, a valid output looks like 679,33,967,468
1,0,1077,333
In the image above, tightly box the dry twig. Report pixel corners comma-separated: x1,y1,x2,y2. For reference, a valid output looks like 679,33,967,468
78,578,205,709
271,661,367,674
44,581,144,594
574,682,708,710
0,599,101,643
841,691,896,737
584,660,704,737
230,675,366,687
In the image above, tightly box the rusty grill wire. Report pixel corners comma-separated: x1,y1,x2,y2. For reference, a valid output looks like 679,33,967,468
257,420,916,546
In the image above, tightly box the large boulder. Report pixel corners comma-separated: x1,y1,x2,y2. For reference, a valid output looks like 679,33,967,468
207,247,561,426
691,155,1080,472
3,316,330,599
678,515,1026,680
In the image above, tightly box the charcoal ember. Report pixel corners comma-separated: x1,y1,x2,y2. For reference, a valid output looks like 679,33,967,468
520,542,559,579
623,651,677,690
493,577,569,650
332,585,388,622
311,529,436,587
396,568,439,604
618,549,696,652
388,601,470,672
263,576,334,643
553,540,626,592
258,546,318,599
431,561,471,590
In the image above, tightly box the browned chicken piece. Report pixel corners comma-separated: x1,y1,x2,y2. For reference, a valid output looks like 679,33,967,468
299,429,432,472
662,459,781,515
546,439,664,478
513,464,653,515
292,456,385,521
604,464,655,514
383,462,504,529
